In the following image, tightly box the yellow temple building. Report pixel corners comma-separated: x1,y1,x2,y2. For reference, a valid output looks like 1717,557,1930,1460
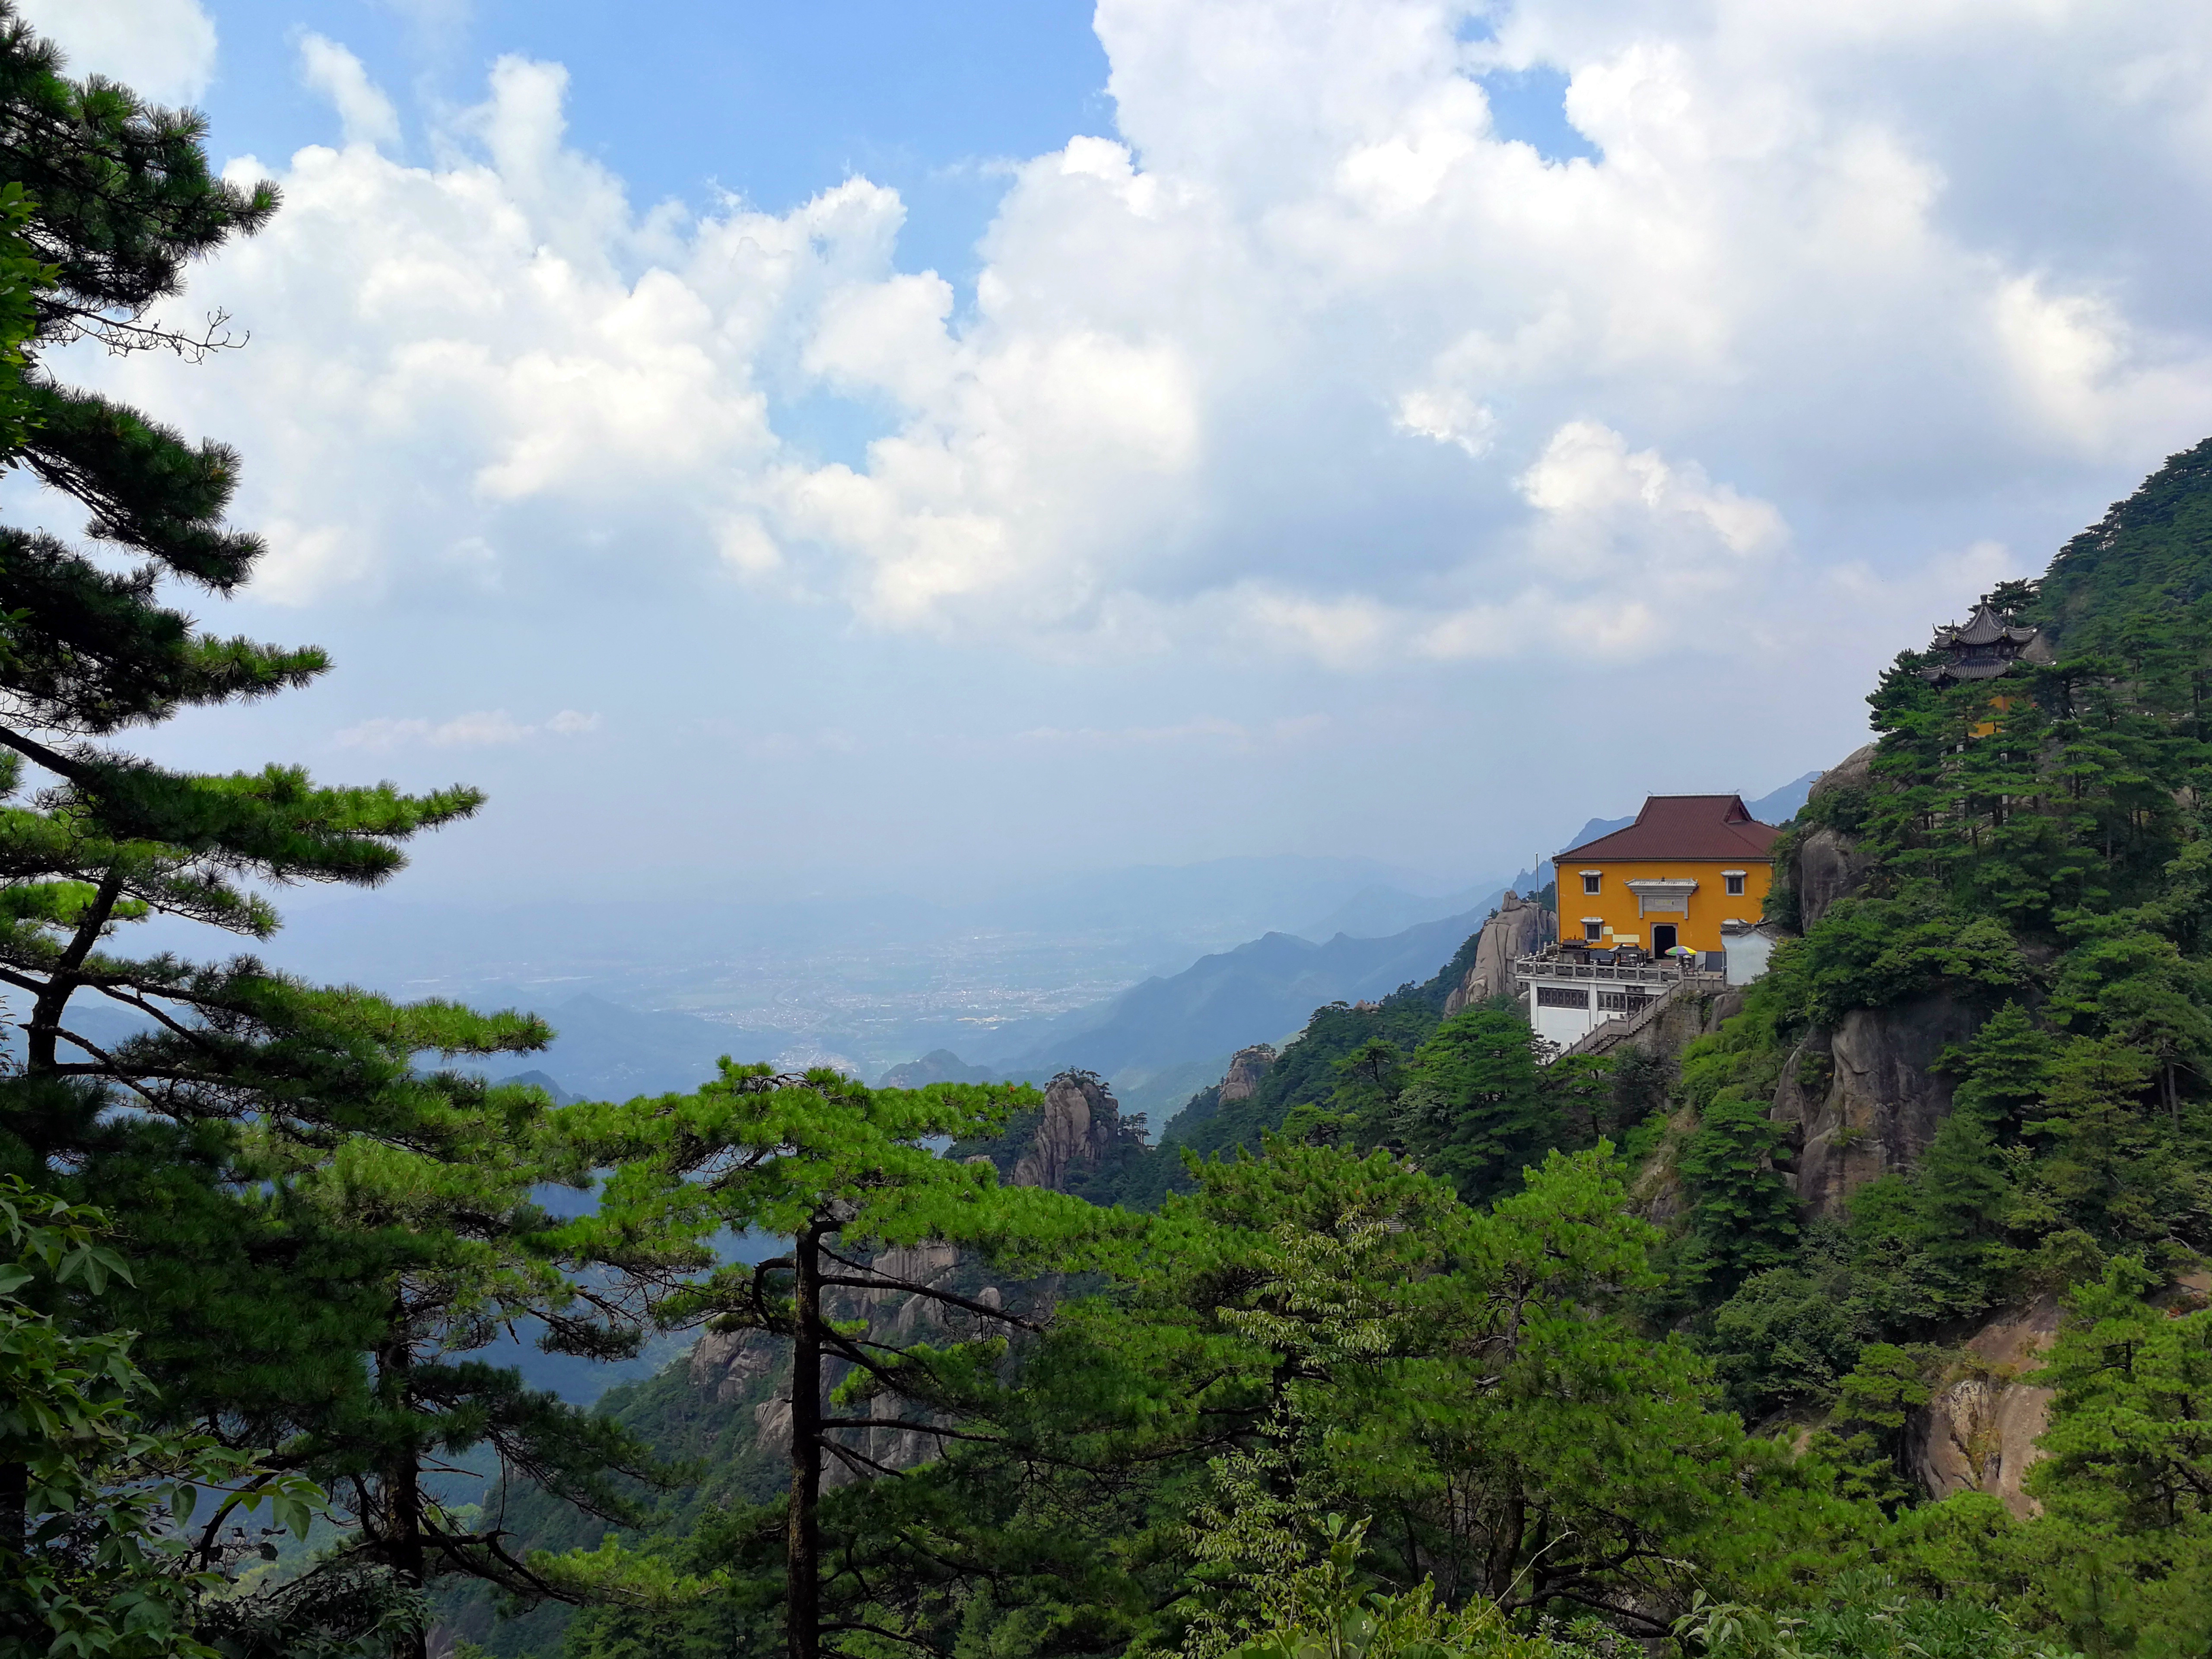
1555,794,1780,956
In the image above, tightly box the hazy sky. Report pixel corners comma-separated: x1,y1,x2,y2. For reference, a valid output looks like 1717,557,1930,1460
26,0,2212,905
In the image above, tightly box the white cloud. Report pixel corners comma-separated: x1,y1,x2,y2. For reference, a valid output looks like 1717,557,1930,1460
299,36,402,153
18,0,217,105
336,709,603,750
67,2,2212,677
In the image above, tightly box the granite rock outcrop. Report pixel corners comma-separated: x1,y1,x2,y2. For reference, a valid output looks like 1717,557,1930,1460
1791,743,1875,931
1012,1071,1124,1192
1444,891,1548,1015
1217,1045,1276,1104
1908,1297,2060,1517
1770,992,1983,1217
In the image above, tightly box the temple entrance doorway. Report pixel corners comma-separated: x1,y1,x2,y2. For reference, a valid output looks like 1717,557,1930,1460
1652,924,1678,953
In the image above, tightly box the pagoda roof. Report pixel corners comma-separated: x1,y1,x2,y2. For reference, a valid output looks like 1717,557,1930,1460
1558,795,1782,863
1932,602,2040,650
1920,659,2016,683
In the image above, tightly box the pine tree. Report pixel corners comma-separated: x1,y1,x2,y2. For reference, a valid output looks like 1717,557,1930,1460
567,1065,1107,1659
1327,1035,1402,1142
2016,1036,2190,1254
280,1080,671,1648
1814,1343,1931,1511
2024,1256,2212,1653
0,16,651,1637
1938,1000,2052,1139
0,1176,345,1659
1390,1006,1559,1205
1676,1088,1798,1296
1910,1107,2013,1312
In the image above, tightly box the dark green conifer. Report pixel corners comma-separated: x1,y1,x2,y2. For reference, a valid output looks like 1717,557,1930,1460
1390,1005,1558,1204
1910,1107,2013,1311
0,15,655,1642
1676,1088,1798,1296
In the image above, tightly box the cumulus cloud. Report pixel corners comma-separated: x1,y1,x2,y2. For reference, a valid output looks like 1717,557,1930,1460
336,709,602,750
299,36,403,153
64,0,2212,675
19,0,217,104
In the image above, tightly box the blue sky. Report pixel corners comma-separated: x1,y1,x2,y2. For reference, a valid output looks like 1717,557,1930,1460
187,3,1113,288
27,0,2212,906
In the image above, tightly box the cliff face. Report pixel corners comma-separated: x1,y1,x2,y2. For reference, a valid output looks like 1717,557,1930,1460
1770,992,1982,1217
1790,743,1875,931
1908,1297,2061,1519
1012,1071,1125,1192
1759,741,1983,1218
1444,891,1548,1014
1216,1044,1276,1104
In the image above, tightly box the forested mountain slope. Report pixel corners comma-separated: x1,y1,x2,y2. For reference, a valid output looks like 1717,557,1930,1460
496,441,2212,1659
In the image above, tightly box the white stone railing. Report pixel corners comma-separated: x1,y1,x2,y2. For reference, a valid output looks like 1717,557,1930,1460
1514,953,1702,988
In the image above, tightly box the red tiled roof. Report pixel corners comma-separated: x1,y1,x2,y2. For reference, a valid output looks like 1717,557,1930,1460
1558,795,1782,862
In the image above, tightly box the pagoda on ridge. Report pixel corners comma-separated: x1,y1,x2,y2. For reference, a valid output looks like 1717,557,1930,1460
1919,602,2048,687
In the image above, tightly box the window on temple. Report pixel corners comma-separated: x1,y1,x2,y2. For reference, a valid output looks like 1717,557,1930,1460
1583,920,1603,941
1582,872,1601,893
1537,985,1589,1008
1725,871,1746,896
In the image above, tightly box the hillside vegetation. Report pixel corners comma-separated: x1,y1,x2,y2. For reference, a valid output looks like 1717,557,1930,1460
509,443,2212,1659
6,18,2211,1656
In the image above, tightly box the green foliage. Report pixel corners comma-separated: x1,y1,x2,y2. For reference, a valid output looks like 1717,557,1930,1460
1670,1573,2073,1659
0,14,667,1643
0,1176,363,1659
2016,1259,2212,1655
1208,1516,1630,1659
1389,1007,1559,1205
1676,1089,1798,1298
1812,1345,1933,1510
1705,1263,1866,1421
555,1066,1115,1656
2032,436,2212,650
1773,897,2024,1027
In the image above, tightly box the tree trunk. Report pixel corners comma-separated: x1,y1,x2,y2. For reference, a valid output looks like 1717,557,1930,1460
378,1321,430,1659
1486,1491,1526,1601
0,1457,24,1553
787,1221,823,1659
24,868,123,1075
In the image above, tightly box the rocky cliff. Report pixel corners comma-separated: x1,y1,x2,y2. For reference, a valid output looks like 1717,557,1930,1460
1443,891,1548,1014
1908,1297,2061,1519
1216,1044,1276,1103
1769,992,1981,1218
1011,1070,1126,1191
1789,743,1875,931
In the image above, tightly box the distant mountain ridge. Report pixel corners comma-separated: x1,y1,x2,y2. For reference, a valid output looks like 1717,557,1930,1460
1296,880,1510,942
868,768,1825,1112
984,904,1494,1077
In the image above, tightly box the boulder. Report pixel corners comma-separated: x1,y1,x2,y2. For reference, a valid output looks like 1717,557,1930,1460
1806,742,1875,806
1776,993,1982,1216
1792,743,1878,930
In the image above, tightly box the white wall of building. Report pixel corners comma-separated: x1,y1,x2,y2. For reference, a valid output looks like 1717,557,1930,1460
1528,982,1601,1049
